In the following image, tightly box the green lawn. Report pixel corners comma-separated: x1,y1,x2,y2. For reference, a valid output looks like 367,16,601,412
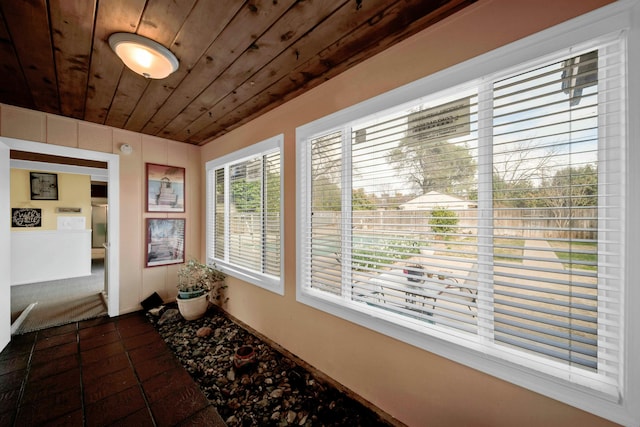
549,240,597,271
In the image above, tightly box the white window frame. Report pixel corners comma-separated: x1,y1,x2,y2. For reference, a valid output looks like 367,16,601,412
206,134,284,295
295,2,640,425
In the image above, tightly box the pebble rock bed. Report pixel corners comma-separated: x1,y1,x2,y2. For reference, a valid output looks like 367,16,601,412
148,305,393,427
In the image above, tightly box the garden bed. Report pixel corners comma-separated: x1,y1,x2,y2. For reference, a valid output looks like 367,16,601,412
148,305,395,426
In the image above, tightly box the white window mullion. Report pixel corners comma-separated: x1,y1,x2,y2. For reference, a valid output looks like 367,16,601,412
476,78,496,345
260,156,266,274
300,142,312,290
342,126,353,300
223,164,231,266
207,169,214,263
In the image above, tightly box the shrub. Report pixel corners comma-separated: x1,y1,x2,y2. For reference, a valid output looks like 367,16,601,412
429,207,458,235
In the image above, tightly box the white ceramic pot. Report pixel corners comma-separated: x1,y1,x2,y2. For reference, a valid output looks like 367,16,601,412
176,292,209,320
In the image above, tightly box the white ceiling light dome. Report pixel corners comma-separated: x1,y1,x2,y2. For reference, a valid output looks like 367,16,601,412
108,33,179,79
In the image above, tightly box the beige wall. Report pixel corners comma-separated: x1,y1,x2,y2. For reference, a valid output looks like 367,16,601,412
10,169,91,230
200,0,617,426
0,104,201,314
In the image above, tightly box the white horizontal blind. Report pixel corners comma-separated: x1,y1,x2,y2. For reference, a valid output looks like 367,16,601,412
264,151,281,277
302,37,624,392
207,144,282,282
213,167,225,260
491,41,622,382
309,131,343,295
309,93,482,334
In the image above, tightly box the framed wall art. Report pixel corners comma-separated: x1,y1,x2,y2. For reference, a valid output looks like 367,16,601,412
145,218,185,267
11,208,42,228
30,172,58,200
146,163,185,212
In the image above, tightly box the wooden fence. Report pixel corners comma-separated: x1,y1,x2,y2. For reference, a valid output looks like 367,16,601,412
316,208,598,240
229,208,597,240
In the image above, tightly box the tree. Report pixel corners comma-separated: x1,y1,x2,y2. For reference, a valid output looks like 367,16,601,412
492,140,558,208
539,165,598,235
311,181,377,211
311,132,342,185
388,137,476,196
492,172,538,208
231,179,261,212
543,164,598,207
265,162,281,214
312,175,341,211
352,188,375,210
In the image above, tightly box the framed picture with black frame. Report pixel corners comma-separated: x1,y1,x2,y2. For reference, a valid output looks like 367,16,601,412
145,218,186,268
30,172,58,200
146,163,185,213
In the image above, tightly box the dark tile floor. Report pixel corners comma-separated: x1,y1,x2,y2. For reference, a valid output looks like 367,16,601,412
0,311,226,426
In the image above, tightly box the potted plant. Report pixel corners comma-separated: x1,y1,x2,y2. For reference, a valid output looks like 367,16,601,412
176,259,226,320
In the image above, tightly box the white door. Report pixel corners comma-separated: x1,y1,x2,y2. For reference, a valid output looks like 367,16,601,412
0,140,11,351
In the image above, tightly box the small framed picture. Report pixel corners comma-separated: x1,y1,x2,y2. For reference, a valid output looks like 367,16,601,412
146,218,185,268
30,172,58,200
146,163,185,212
12,208,42,228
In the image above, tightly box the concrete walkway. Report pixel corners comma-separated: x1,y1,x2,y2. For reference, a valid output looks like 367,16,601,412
522,238,562,270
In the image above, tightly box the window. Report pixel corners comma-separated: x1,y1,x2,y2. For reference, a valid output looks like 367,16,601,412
297,5,637,423
207,134,283,294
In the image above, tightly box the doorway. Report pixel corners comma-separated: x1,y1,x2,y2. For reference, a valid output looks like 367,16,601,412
1,137,119,342
10,175,109,333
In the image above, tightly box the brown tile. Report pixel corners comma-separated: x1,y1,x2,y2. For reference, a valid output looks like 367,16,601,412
0,353,29,376
142,366,194,403
78,321,116,340
85,385,147,426
79,329,120,351
35,331,77,350
31,341,77,366
26,353,79,381
116,312,149,329
81,340,125,365
0,410,16,426
150,382,210,427
84,367,138,405
40,409,83,426
0,333,35,359
134,351,182,382
0,388,20,415
128,339,169,365
78,315,112,330
38,322,77,338
82,352,130,383
22,367,81,405
119,322,155,340
117,313,152,328
106,407,155,427
176,405,227,427
14,386,82,426
123,330,163,351
0,369,25,393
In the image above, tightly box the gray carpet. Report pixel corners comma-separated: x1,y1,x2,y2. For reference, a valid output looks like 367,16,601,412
12,293,107,335
11,259,108,334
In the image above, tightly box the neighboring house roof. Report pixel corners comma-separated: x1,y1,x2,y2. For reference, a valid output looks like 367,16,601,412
398,191,477,210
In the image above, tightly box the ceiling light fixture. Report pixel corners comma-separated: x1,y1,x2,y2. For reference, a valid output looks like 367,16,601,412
108,33,179,79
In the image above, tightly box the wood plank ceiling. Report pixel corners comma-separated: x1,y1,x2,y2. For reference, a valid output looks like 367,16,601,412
0,0,476,146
